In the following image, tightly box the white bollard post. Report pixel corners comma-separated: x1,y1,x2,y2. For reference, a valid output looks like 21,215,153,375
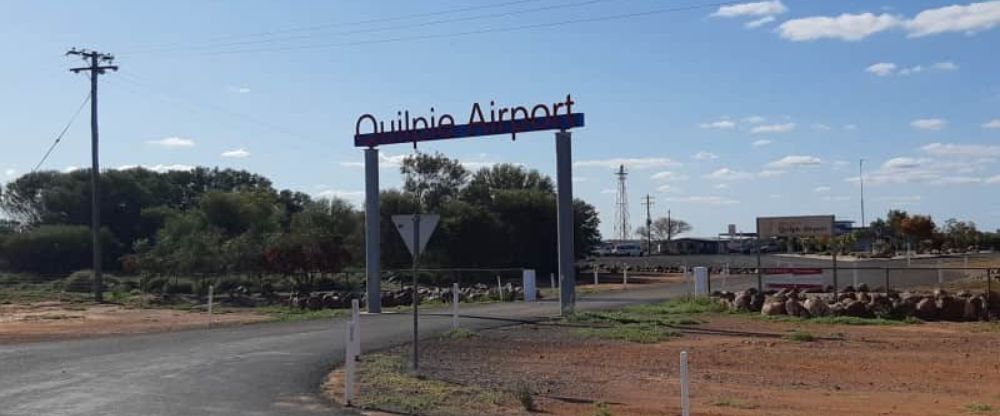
623,265,628,288
938,259,944,285
593,267,599,286
452,283,459,329
497,275,503,301
550,273,555,289
964,255,969,277
852,267,859,288
345,320,356,405
722,263,729,289
907,243,912,267
351,299,361,358
680,351,690,416
207,284,214,328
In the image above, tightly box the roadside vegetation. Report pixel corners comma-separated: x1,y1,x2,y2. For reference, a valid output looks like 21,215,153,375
567,296,725,342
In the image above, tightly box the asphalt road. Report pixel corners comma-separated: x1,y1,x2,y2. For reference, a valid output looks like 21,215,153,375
0,284,690,416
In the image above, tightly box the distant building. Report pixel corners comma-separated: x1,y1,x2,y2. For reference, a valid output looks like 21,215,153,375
661,237,727,255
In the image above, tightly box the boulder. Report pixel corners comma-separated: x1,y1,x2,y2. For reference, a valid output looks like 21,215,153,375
890,299,916,320
937,296,966,321
867,295,893,319
857,283,870,293
857,292,871,304
732,293,752,311
803,298,831,317
964,296,986,321
750,293,765,312
840,299,867,317
837,292,857,303
915,297,937,320
829,302,846,316
785,298,810,318
842,285,856,294
933,288,949,298
761,301,786,316
306,296,324,311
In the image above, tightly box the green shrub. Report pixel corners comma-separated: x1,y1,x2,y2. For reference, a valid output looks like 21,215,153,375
59,270,119,293
0,225,119,275
164,280,193,295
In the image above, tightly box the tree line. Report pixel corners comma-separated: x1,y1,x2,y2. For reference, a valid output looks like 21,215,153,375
0,154,601,280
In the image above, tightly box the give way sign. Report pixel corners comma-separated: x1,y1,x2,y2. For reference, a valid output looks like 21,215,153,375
391,214,440,259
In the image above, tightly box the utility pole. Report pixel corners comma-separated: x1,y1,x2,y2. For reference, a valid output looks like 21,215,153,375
667,209,672,241
641,195,654,254
613,165,630,242
67,48,117,302
859,158,866,228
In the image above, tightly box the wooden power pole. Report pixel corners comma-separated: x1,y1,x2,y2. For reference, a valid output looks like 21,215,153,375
67,48,117,302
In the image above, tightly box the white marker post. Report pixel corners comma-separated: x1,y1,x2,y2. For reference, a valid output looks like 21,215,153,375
345,320,356,405
623,264,628,288
938,258,944,286
680,351,690,416
593,267,599,286
852,267,859,288
351,299,361,358
497,275,503,301
550,273,555,289
452,283,460,329
207,285,214,328
722,263,729,290
964,255,969,277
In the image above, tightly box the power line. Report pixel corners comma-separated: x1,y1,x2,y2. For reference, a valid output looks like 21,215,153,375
121,0,540,55
128,0,612,56
32,92,92,172
153,1,737,56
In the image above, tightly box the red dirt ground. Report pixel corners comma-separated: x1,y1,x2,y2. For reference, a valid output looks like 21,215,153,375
398,316,1000,415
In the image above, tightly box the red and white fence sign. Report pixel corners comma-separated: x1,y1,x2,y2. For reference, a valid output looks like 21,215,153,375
764,268,825,290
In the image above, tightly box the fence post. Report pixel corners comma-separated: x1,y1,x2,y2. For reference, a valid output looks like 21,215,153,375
623,264,628,288
680,351,690,416
496,275,503,301
345,320,356,405
452,282,459,329
351,299,361,357
593,266,599,286
852,267,859,288
937,259,944,286
207,284,214,328
884,268,890,293
549,273,555,289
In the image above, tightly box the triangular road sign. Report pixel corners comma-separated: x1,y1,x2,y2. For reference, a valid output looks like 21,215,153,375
392,214,439,259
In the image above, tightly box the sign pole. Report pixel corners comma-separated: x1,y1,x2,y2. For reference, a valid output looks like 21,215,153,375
364,147,382,313
411,214,420,373
555,130,576,315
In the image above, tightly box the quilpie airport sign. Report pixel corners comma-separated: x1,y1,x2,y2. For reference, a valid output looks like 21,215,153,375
354,95,585,147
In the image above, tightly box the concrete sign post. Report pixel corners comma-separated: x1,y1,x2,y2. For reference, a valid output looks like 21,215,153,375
522,270,537,302
364,148,381,313
555,130,575,315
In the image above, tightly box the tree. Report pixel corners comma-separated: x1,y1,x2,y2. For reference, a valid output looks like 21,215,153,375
461,164,554,205
635,217,691,242
900,215,935,249
401,152,469,210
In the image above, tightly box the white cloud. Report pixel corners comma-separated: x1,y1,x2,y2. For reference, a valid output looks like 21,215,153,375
849,153,994,186
706,167,753,181
663,196,740,205
699,119,736,129
898,65,924,76
986,175,1000,184
714,184,729,189
778,2,1000,42
63,166,81,173
712,1,787,18
766,155,822,168
932,61,959,71
778,13,902,41
843,124,858,130
982,119,1000,129
921,142,1000,158
221,148,250,158
743,115,766,124
822,195,851,202
657,184,682,193
882,157,929,170
650,171,688,181
811,123,831,131
693,151,719,161
574,157,680,170
316,189,364,201
751,139,773,147
117,164,195,172
905,1,1000,38
866,62,897,76
340,153,409,169
757,169,787,178
745,16,776,28
751,122,795,134
814,186,831,193
910,118,946,130
3,168,16,177
148,136,195,148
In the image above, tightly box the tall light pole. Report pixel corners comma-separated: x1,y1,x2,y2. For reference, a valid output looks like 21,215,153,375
859,158,866,228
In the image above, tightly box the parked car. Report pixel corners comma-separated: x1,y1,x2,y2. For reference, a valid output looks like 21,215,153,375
612,243,642,257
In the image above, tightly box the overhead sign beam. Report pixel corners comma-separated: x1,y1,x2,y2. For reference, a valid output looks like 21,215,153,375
355,113,584,147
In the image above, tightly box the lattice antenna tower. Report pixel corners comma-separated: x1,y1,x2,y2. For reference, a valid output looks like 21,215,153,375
613,164,630,241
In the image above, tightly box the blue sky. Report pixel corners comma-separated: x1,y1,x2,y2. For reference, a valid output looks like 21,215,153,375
2,0,999,238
